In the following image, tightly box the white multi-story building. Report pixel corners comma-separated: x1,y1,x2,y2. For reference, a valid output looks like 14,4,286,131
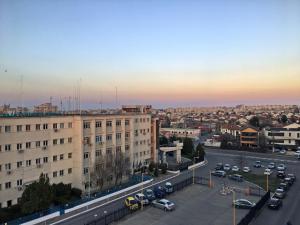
0,112,158,208
263,123,300,149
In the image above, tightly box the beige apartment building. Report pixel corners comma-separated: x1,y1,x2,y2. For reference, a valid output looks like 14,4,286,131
0,111,158,208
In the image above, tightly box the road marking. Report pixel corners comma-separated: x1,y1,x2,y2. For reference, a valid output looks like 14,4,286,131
207,152,300,164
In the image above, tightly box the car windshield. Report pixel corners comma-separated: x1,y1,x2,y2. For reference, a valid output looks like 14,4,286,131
276,189,283,193
270,199,278,204
129,199,137,204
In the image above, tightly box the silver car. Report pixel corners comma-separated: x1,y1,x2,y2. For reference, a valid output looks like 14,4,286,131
152,199,175,211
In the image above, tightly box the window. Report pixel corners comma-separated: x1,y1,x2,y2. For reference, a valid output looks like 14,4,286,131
0,164,1,171
60,154,64,160
53,155,57,162
125,145,130,151
36,141,40,148
140,118,142,122
96,150,101,157
289,133,291,137
143,118,145,122
17,161,23,168
116,120,121,126
5,163,11,170
26,142,31,149
59,170,64,176
68,153,72,158
36,124,41,130
26,160,31,167
60,138,64,144
17,143,22,150
68,168,72,174
5,126,11,133
83,168,89,174
17,125,22,132
43,157,48,163
53,171,57,177
5,182,11,189
5,144,11,152
298,133,300,138
95,135,102,143
116,133,121,140
0,145,1,152
36,158,41,164
95,121,102,128
135,130,138,136
84,152,89,159
68,137,72,143
53,123,58,129
43,124,48,130
125,120,130,126
106,121,112,127
43,140,48,146
106,134,112,141
60,123,64,129
83,121,90,129
147,118,150,122
106,148,112,155
135,118,138,123
68,122,72,128
24,124,30,131
17,179,23,186
116,146,121,153
53,139,58,145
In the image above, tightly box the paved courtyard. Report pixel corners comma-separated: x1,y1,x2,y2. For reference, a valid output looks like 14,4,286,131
114,183,260,225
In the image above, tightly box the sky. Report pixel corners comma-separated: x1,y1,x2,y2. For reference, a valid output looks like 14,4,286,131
0,0,300,109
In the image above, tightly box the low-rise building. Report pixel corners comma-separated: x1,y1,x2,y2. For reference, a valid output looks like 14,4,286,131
240,127,259,148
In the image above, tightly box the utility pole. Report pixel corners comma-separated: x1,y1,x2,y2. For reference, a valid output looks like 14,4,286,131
141,172,144,211
266,174,269,191
232,190,236,225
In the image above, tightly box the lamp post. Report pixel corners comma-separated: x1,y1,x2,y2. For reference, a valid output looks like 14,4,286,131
141,172,144,211
232,190,236,225
209,170,212,188
266,174,269,191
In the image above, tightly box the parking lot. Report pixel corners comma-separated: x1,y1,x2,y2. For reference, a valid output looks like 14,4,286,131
114,183,260,225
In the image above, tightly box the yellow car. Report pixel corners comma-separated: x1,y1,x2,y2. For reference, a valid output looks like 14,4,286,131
125,196,139,210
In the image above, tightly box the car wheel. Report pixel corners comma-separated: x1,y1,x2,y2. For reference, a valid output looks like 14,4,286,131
164,207,167,212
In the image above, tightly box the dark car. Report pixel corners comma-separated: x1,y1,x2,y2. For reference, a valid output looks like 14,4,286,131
233,199,255,209
215,163,224,170
228,174,243,182
284,177,293,186
144,189,156,202
279,182,289,191
253,161,262,168
274,188,286,199
211,170,226,177
287,174,296,183
277,171,286,179
154,186,166,198
268,198,282,210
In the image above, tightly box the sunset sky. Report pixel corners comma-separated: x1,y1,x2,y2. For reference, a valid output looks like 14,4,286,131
0,0,300,108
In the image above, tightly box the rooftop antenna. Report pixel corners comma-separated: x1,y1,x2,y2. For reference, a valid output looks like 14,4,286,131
115,86,118,109
68,96,71,112
79,78,82,115
20,75,23,114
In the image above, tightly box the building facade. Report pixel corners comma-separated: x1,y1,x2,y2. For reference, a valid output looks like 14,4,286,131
240,127,259,148
0,113,157,208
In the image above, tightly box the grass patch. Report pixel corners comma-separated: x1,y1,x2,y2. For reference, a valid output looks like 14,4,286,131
228,171,281,192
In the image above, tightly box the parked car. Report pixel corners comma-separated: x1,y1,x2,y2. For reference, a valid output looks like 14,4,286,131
233,199,256,209
264,168,272,176
152,199,175,211
228,174,243,182
125,197,139,210
253,161,262,168
154,186,166,198
274,188,286,199
277,171,286,179
135,193,150,206
224,164,231,171
243,167,251,173
211,170,226,177
215,163,224,170
268,198,282,210
293,150,300,156
232,166,239,172
164,182,173,194
144,189,156,202
279,182,289,191
277,164,286,171
286,174,296,183
268,162,276,169
279,149,287,154
284,177,293,186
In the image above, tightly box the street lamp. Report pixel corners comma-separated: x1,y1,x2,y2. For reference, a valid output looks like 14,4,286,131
141,172,144,211
232,190,236,225
266,174,269,191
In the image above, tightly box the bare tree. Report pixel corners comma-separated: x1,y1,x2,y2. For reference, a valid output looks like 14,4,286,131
114,151,131,185
91,154,107,191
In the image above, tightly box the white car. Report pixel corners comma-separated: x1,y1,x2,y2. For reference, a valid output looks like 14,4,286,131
264,168,272,175
243,167,251,173
294,150,300,156
224,164,231,171
277,164,286,171
152,199,175,211
279,150,287,154
268,162,276,169
232,166,239,172
135,193,149,205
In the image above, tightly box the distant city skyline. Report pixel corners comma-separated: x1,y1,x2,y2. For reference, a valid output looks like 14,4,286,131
1,0,300,108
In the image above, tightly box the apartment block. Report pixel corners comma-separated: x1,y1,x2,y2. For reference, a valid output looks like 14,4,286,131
0,112,157,208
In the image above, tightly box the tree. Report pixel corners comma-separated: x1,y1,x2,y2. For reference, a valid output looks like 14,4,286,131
114,151,131,185
159,136,169,146
20,174,53,214
194,143,206,162
91,154,107,191
52,183,72,205
281,115,288,124
148,161,155,173
154,167,159,177
182,137,194,158
249,116,259,127
160,163,168,174
169,135,178,143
